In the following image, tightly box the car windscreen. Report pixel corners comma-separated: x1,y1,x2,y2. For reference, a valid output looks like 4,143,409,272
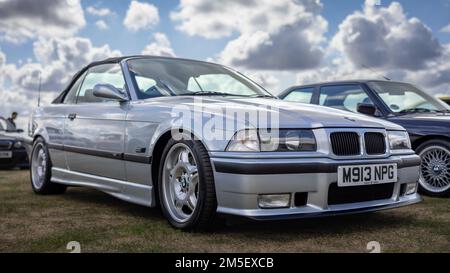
127,58,271,99
368,81,450,114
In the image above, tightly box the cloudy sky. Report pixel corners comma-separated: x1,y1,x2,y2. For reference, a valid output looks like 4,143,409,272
1,0,450,128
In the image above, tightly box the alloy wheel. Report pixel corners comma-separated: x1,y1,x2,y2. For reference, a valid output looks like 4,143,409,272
162,143,200,223
419,145,450,193
31,143,47,190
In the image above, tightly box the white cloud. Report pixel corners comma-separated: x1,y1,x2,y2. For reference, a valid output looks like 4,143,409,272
0,0,86,43
0,50,5,67
86,6,112,17
2,36,121,94
294,0,450,96
141,33,176,57
171,0,327,71
171,0,323,39
331,0,442,71
245,71,281,94
95,20,109,30
402,44,450,89
124,0,159,32
0,37,122,128
441,24,450,33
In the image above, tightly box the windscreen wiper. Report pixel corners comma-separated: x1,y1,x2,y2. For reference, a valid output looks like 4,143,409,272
179,91,249,97
399,108,433,114
250,94,277,99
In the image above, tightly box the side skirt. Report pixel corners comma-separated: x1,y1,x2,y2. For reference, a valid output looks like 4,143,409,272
51,167,154,207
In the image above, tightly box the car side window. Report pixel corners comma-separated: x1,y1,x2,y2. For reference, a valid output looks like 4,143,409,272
0,119,5,131
319,85,374,113
76,64,126,104
63,72,86,104
283,87,315,103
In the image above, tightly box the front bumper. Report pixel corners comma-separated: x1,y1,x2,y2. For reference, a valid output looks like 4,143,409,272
0,149,29,169
210,153,422,220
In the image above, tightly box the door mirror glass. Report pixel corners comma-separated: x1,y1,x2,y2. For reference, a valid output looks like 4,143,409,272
93,84,128,102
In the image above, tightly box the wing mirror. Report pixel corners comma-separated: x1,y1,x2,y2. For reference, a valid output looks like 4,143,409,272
357,103,381,117
93,84,129,102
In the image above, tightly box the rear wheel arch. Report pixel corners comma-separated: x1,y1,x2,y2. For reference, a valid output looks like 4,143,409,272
30,137,66,195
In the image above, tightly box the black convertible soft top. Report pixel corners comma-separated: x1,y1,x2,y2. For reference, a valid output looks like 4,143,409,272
51,56,131,104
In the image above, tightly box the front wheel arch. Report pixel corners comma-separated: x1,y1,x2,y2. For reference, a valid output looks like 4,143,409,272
412,135,450,151
157,135,217,231
150,129,205,207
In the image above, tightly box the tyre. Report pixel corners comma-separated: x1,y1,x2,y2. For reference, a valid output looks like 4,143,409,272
158,137,217,231
416,139,450,197
30,137,67,195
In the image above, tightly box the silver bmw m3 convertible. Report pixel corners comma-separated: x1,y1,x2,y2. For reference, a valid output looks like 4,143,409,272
26,56,422,230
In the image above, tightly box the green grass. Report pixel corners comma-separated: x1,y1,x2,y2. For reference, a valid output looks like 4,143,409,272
0,170,449,253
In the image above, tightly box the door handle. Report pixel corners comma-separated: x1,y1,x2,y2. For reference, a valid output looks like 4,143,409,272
68,113,77,120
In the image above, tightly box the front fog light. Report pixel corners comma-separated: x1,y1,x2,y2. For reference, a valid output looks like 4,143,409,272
258,194,290,209
406,183,417,195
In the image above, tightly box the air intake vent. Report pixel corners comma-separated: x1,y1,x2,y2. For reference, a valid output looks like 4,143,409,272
330,132,360,156
328,183,394,205
365,133,386,155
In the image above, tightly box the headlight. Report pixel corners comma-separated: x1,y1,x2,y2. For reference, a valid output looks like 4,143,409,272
13,141,23,149
388,131,411,150
226,129,260,152
226,129,316,152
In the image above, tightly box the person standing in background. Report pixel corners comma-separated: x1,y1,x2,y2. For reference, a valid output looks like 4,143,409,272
7,112,18,129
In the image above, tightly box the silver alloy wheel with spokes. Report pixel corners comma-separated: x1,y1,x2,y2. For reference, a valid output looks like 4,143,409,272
419,145,450,193
162,143,200,223
31,143,47,190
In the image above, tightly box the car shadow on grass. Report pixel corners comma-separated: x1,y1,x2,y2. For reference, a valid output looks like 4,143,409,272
216,212,416,237
62,187,163,219
61,187,418,238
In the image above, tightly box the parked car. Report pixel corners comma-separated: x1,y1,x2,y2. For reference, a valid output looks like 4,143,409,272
26,57,421,231
280,80,450,197
441,97,450,106
0,117,29,169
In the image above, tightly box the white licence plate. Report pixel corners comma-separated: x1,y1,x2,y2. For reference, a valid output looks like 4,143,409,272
0,151,12,159
338,164,397,187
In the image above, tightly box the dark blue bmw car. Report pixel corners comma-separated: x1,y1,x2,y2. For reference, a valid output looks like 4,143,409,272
0,117,29,169
280,80,450,197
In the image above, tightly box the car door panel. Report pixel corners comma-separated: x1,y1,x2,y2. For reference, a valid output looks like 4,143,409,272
65,103,127,180
38,105,67,169
64,63,128,181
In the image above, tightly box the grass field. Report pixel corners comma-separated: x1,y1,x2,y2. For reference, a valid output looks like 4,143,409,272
0,170,449,253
